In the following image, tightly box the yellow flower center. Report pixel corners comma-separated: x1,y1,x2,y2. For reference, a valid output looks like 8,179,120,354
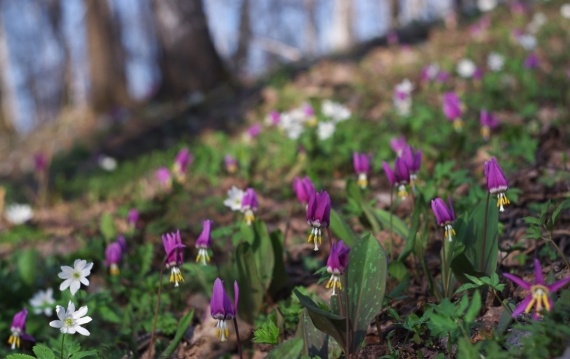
525,284,551,315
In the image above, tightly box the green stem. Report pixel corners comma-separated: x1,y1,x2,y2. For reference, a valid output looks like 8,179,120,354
233,317,244,359
148,266,165,356
544,230,570,270
389,189,394,260
442,233,449,298
60,334,65,359
480,192,491,273
344,274,350,357
337,278,350,357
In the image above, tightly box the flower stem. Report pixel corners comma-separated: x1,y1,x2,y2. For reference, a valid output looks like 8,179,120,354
148,266,165,357
544,230,570,270
480,192,491,273
441,231,449,298
60,334,65,359
389,188,394,260
233,317,244,359
336,280,349,357
343,273,350,357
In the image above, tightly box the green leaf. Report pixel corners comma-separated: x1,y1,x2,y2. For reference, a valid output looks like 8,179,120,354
347,234,387,352
266,338,303,359
523,217,542,226
398,193,426,261
160,310,194,358
253,320,280,344
388,260,408,282
236,243,264,323
18,249,38,286
69,350,99,359
251,220,275,291
372,209,410,239
293,289,348,351
329,209,357,246
464,290,481,324
33,344,55,359
269,230,288,295
6,355,37,359
296,309,331,358
99,212,116,241
98,305,121,324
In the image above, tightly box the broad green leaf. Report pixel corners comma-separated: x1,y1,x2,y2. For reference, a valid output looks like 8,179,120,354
69,350,99,359
266,338,303,359
160,311,194,358
296,309,331,358
251,220,275,290
329,209,357,246
18,249,38,286
465,290,481,324
388,260,408,282
99,212,116,241
6,355,36,359
236,243,264,323
269,230,288,295
33,344,55,359
373,209,409,239
293,289,348,351
398,192,426,261
347,234,387,352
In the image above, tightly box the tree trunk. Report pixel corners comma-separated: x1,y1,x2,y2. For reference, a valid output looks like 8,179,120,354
304,0,318,58
330,0,354,51
152,0,228,98
390,0,400,28
0,21,14,134
232,0,251,73
85,0,130,112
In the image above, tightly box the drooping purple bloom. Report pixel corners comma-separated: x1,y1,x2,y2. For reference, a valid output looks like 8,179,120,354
473,67,484,80
431,197,456,242
266,110,281,126
172,148,193,181
105,242,122,275
116,235,127,252
504,259,570,319
383,158,411,199
155,167,172,188
8,308,34,349
442,92,463,130
480,110,500,140
326,241,350,296
484,157,510,212
241,188,258,225
195,219,213,265
401,146,422,189
127,209,139,228
292,176,315,204
162,230,185,287
210,278,239,342
246,124,262,139
435,70,450,84
306,191,331,251
353,152,371,189
224,155,238,174
524,52,539,69
390,136,408,156
34,153,48,175
420,63,440,83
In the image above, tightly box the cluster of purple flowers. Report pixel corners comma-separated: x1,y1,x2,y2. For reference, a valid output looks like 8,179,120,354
382,138,423,199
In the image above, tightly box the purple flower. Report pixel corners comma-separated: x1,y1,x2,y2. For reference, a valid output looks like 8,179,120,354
8,308,34,349
266,110,281,126
34,153,48,174
473,67,484,80
524,52,539,69
480,110,500,140
326,241,350,296
401,146,422,189
435,70,450,84
196,220,213,265
420,64,440,83
127,209,139,228
442,92,463,130
162,230,185,287
241,188,258,225
210,278,239,342
246,124,262,139
173,148,193,181
431,197,456,242
383,158,411,199
390,136,408,156
353,152,371,189
155,167,172,188
105,242,122,275
292,176,315,204
224,155,238,174
302,103,315,117
504,259,570,319
484,157,510,212
306,191,331,251
116,235,127,252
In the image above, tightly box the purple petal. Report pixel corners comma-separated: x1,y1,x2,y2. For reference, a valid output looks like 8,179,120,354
504,273,532,290
548,276,570,293
533,258,544,285
447,196,455,221
210,278,226,318
383,161,395,186
512,295,532,317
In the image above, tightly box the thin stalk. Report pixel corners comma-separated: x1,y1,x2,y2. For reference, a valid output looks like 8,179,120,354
441,233,449,298
337,281,350,358
544,230,570,270
389,189,394,260
492,290,513,317
148,266,165,356
480,192,491,272
282,202,295,249
233,317,244,359
60,334,65,359
344,273,350,358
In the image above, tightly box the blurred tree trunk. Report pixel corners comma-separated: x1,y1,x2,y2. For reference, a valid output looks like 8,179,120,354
152,0,228,98
232,0,251,73
304,0,318,58
390,0,400,28
330,0,354,51
0,21,14,134
85,0,130,112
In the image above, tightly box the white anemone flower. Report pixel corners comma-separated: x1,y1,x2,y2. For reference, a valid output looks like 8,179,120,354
317,122,336,140
5,204,33,224
561,4,570,19
58,259,94,296
321,100,351,123
49,301,92,336
223,186,244,211
98,156,117,171
518,34,537,50
487,53,504,72
478,0,497,12
29,288,56,316
456,59,476,78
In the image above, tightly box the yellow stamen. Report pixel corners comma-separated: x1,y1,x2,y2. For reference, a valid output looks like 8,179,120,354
244,210,255,225
8,335,20,349
169,267,184,287
496,193,510,212
481,125,490,140
397,184,408,200
306,117,317,127
110,264,120,276
326,275,343,295
357,174,368,189
453,119,463,131
196,249,211,265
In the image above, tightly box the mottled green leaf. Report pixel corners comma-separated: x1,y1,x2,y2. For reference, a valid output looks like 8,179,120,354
269,230,288,295
329,209,357,246
266,338,303,359
296,309,331,358
236,243,264,323
251,220,275,290
18,249,38,286
347,234,387,352
373,208,409,239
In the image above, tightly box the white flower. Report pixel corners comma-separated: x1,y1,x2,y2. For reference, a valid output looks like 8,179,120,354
424,63,440,80
49,301,92,336
561,4,570,19
317,122,336,140
478,0,497,12
527,13,547,34
456,59,476,78
321,100,351,123
223,186,244,211
58,259,93,296
29,288,55,316
98,156,117,171
393,79,414,116
4,204,33,224
518,34,537,50
487,53,504,72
